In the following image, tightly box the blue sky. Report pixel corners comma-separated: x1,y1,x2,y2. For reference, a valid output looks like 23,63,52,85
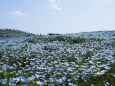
0,0,115,34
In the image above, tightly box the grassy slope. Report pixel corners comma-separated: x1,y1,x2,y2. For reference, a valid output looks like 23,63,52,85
0,29,33,37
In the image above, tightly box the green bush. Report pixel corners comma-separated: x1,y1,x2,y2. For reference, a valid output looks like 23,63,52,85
66,36,86,44
25,37,40,44
112,34,115,36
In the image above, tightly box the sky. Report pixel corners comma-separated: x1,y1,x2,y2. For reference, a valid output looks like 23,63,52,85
0,0,115,34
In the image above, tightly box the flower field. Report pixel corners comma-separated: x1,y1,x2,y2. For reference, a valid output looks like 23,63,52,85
0,31,115,86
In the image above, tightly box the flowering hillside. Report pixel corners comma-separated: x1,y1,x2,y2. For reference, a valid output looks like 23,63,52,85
0,31,115,86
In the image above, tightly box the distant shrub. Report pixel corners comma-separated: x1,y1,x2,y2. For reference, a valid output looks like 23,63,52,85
26,35,98,44
88,38,104,42
25,36,44,44
85,51,94,59
112,34,115,36
67,57,76,62
110,40,115,47
26,33,31,36
0,35,3,37
48,33,60,35
25,37,39,44
49,35,86,44
112,53,115,57
65,36,86,44
45,35,66,42
0,51,4,57
72,37,86,43
55,35,66,41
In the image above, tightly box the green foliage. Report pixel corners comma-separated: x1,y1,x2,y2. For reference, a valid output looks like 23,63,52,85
85,51,94,59
67,36,86,44
45,74,50,79
67,57,76,62
55,35,66,41
0,51,4,57
111,41,115,47
26,35,105,45
88,38,104,42
25,37,39,44
26,35,87,44
112,53,115,57
112,34,115,36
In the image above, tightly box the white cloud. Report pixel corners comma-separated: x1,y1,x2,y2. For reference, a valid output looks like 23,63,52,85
48,0,62,11
8,11,28,19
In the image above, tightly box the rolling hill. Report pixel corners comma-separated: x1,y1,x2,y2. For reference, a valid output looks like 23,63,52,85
0,29,34,37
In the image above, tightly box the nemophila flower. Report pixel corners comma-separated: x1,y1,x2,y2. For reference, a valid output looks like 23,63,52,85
85,69,92,74
9,54,14,57
35,74,41,78
101,64,111,70
88,60,94,64
36,81,43,85
13,76,27,82
46,67,53,73
2,64,9,70
0,31,115,85
58,78,62,83
27,75,36,81
96,70,107,75
48,83,54,86
0,79,7,84
112,74,115,77
62,76,68,84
